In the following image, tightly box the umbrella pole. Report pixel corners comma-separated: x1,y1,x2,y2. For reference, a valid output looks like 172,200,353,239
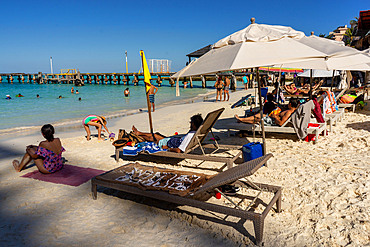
309,69,313,100
256,67,266,155
330,70,335,91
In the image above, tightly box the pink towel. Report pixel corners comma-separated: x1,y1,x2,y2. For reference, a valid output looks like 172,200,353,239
21,164,106,186
312,98,325,123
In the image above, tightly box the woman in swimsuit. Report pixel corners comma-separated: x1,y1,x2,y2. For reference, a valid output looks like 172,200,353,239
12,124,65,174
214,77,224,101
82,115,111,141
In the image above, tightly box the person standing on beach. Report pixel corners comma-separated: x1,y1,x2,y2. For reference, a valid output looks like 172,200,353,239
242,74,249,90
223,76,230,101
82,115,111,141
214,77,224,101
146,82,158,112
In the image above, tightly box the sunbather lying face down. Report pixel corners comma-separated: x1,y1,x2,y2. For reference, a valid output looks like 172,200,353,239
132,114,203,153
235,98,298,126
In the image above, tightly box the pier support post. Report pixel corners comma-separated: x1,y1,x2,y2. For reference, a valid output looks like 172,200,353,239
113,75,117,85
122,75,128,85
201,75,206,88
231,74,237,91
96,75,100,84
104,75,108,85
133,75,138,86
169,78,175,87
189,76,193,88
157,75,162,87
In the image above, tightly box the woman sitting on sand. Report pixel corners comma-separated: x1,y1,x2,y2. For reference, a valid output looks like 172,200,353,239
82,115,111,141
13,124,65,174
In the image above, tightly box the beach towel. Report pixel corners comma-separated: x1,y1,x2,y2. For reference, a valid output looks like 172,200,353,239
323,91,338,117
122,142,165,156
312,98,325,123
292,100,315,139
21,164,105,186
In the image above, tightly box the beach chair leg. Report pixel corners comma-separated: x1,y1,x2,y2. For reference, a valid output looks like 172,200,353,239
115,148,120,162
91,181,97,200
226,160,233,169
329,118,333,132
314,130,319,144
276,193,282,213
253,217,264,245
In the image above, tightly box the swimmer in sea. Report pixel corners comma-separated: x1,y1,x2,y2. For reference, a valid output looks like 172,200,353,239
124,88,130,97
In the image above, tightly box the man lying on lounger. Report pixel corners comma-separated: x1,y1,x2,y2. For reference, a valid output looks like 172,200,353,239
235,98,298,126
132,114,203,153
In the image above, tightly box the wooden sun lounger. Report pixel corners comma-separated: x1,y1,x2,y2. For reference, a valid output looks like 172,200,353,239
115,108,243,169
225,116,326,144
91,154,282,245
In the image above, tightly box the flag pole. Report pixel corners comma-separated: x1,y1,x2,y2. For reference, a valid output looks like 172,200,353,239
140,50,154,134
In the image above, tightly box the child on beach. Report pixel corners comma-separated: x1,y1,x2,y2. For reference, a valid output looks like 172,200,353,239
82,115,112,141
12,124,65,174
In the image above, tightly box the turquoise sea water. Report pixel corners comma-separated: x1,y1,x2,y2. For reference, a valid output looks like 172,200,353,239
0,79,213,134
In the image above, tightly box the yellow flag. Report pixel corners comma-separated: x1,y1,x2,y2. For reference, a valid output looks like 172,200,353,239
140,50,152,93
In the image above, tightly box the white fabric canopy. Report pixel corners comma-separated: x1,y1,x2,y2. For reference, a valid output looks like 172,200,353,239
298,69,340,77
172,23,370,78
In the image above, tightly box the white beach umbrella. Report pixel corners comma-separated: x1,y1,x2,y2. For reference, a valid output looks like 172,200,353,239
172,23,370,78
298,69,340,77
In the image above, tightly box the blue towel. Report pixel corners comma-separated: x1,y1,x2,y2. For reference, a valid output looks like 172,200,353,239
122,142,166,156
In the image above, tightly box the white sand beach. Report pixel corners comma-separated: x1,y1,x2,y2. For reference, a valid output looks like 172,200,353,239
0,89,369,246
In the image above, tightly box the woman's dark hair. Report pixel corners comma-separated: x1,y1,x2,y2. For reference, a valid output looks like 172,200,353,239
190,114,203,130
41,124,55,141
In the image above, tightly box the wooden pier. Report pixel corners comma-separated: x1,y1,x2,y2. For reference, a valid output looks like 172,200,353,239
0,71,244,89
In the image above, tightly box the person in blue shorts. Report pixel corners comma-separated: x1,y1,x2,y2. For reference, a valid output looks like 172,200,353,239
146,82,158,112
242,74,249,90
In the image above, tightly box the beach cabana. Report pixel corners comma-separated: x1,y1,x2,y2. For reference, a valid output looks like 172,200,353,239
172,20,370,153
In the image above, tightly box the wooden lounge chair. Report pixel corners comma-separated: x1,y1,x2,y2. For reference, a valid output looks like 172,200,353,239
91,154,282,245
115,108,243,169
225,115,326,144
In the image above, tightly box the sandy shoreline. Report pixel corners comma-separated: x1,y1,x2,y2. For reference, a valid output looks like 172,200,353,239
1,89,369,246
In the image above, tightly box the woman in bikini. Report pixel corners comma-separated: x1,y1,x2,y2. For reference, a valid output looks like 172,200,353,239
214,77,224,101
12,124,65,174
82,115,111,141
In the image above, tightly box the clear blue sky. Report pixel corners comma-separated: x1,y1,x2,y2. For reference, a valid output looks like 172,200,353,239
0,0,368,73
